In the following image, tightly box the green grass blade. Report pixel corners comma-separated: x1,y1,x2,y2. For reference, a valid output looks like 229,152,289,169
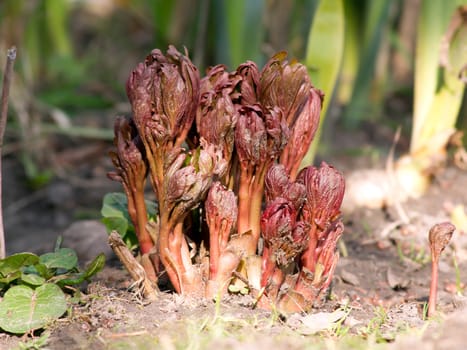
151,0,176,45
415,6,466,156
342,0,392,128
44,0,72,57
214,0,265,68
337,1,362,105
411,0,461,153
301,0,345,167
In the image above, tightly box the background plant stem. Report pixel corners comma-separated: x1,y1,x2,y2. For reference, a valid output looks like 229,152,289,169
0,46,17,259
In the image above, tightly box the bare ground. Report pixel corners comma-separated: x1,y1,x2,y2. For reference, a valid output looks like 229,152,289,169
2,124,467,349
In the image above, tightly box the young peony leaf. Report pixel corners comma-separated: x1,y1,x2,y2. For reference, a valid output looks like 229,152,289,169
297,162,345,228
197,139,228,178
236,60,260,105
166,166,199,203
126,46,200,146
260,52,313,126
108,116,147,185
197,65,239,162
265,164,306,209
264,106,289,159
429,222,455,257
205,181,238,235
280,88,323,179
0,284,67,334
260,198,296,243
259,52,324,179
166,164,212,221
261,198,309,268
235,105,268,167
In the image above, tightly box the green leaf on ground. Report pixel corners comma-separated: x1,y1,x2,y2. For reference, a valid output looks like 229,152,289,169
0,284,67,334
21,272,46,286
101,192,157,250
40,248,78,270
55,253,105,286
0,271,21,284
82,253,106,279
0,253,39,276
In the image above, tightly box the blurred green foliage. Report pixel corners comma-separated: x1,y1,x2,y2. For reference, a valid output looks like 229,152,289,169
0,0,465,174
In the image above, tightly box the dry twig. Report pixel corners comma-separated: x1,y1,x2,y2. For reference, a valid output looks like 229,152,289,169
0,46,17,259
108,230,159,301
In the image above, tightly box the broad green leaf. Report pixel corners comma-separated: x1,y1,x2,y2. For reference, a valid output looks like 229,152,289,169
0,253,39,276
21,273,46,286
101,192,129,219
40,248,78,270
301,0,345,166
0,271,21,284
101,192,157,250
0,284,67,334
55,253,105,287
31,263,53,280
102,192,157,219
101,216,128,236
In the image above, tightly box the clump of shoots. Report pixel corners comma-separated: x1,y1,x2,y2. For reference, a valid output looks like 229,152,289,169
106,46,344,312
427,222,455,317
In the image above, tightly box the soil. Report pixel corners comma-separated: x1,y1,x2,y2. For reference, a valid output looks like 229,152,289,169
2,121,467,349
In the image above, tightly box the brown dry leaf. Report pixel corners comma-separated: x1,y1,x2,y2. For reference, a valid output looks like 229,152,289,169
340,269,360,286
386,267,410,290
288,309,347,335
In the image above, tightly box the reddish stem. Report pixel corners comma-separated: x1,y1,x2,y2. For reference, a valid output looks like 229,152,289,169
209,219,232,281
169,222,186,275
260,246,275,288
158,209,181,293
300,225,318,271
428,255,439,317
237,168,252,235
248,166,268,254
209,223,220,280
134,181,153,255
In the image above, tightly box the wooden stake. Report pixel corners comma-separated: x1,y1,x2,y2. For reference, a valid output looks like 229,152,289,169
0,46,17,259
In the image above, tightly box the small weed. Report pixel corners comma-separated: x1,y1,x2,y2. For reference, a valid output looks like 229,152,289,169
358,306,389,342
15,332,50,350
331,304,352,338
452,253,464,296
396,241,430,265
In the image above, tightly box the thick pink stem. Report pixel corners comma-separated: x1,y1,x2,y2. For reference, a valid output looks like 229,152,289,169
134,182,153,255
428,255,439,317
300,225,318,271
260,246,275,287
248,167,268,254
237,168,252,235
